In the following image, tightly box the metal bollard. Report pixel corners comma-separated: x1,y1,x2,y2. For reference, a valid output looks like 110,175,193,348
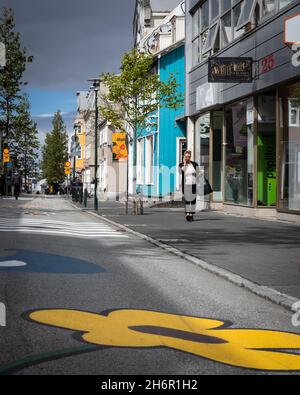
139,198,144,215
79,187,83,204
83,189,88,208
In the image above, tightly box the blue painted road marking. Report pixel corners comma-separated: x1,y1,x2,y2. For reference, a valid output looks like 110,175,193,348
0,250,106,274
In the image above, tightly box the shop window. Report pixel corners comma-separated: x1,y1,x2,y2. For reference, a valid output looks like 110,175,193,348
257,94,277,207
212,112,223,202
225,99,254,206
279,83,300,212
195,114,211,199
289,99,300,127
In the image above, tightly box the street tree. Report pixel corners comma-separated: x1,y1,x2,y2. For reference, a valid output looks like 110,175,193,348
100,48,184,195
12,94,40,189
41,111,69,187
0,7,33,143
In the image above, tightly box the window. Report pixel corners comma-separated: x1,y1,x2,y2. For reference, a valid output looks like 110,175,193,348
233,2,245,39
279,83,300,211
201,0,209,31
221,12,232,47
280,0,294,10
222,0,232,13
145,135,154,185
225,99,254,206
236,0,257,30
137,138,144,185
262,0,276,16
203,23,219,53
210,0,219,20
191,0,296,67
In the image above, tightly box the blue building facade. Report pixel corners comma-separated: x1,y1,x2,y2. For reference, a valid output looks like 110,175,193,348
137,44,186,198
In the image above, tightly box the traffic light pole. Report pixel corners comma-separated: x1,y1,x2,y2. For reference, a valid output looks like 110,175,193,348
73,126,77,182
87,77,100,211
94,85,99,211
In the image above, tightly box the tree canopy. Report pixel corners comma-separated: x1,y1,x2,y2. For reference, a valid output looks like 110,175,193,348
100,49,184,133
41,111,69,186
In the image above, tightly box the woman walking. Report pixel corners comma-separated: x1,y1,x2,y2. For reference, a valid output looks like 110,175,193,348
179,150,199,222
13,172,22,200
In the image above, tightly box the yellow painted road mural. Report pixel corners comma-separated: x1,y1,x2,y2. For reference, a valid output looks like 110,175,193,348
28,308,300,371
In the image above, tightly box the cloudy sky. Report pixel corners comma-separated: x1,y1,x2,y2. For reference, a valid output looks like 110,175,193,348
0,0,135,141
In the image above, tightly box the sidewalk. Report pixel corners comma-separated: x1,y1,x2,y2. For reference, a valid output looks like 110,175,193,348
79,198,300,301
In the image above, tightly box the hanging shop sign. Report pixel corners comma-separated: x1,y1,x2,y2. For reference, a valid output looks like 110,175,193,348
112,133,128,161
208,57,253,83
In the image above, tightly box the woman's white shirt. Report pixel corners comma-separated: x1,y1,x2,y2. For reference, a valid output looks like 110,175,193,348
184,163,197,185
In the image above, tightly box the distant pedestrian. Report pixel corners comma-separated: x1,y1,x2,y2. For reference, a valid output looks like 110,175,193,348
0,174,5,199
13,172,22,200
179,150,199,222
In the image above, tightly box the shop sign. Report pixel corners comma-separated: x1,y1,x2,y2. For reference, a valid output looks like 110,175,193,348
112,133,128,161
208,57,253,83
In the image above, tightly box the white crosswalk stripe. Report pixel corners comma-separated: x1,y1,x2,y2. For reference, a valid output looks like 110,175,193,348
0,218,128,239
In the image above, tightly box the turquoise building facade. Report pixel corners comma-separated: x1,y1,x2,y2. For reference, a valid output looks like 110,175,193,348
137,44,186,198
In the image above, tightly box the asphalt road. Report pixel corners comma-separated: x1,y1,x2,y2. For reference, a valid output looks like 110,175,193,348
0,196,300,375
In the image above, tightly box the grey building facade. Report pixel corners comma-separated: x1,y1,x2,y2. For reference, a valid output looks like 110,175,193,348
186,0,300,220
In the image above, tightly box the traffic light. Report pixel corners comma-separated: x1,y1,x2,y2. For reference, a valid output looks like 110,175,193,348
3,148,10,163
65,161,71,175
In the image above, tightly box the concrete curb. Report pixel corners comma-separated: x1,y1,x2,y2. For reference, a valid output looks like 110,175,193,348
70,201,299,313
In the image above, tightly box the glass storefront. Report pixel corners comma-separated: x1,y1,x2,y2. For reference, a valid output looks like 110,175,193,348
224,99,254,206
211,111,223,201
195,113,210,179
194,87,300,215
279,83,300,212
257,93,277,207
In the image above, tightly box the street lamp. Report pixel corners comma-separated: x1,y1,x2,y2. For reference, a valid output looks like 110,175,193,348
88,77,100,211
